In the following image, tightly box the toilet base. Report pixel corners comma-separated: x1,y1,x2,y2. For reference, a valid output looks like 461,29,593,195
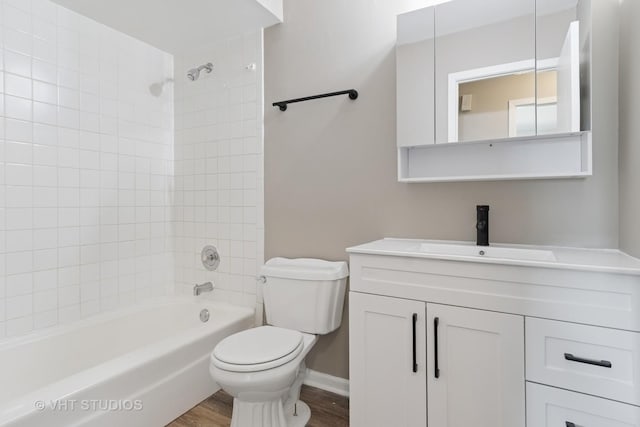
229,398,311,427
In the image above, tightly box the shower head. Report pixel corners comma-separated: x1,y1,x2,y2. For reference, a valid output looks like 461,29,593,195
149,82,163,96
187,62,214,81
148,78,174,97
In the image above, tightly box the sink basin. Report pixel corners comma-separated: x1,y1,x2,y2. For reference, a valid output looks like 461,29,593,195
418,242,557,262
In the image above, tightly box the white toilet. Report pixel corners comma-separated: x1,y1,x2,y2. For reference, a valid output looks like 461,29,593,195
209,258,349,427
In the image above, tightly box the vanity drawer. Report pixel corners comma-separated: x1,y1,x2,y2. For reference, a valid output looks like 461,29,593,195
526,317,640,405
526,382,640,427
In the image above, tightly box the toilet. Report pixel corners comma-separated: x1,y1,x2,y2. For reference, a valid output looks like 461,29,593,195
209,257,349,427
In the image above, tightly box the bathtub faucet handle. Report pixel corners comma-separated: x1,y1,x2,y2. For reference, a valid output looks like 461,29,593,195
193,281,215,296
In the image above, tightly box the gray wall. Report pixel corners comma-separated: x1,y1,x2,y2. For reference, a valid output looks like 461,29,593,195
619,0,640,258
264,0,619,380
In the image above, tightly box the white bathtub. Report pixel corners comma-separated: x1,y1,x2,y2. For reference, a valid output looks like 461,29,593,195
0,297,254,427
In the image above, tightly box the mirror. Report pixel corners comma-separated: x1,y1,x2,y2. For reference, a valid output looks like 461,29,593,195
396,0,591,147
397,7,435,147
435,0,536,143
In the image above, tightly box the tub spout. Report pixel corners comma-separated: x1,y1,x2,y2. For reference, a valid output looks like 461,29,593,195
193,282,214,296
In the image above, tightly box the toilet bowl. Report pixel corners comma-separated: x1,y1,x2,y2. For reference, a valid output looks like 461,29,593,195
209,258,349,427
210,327,317,427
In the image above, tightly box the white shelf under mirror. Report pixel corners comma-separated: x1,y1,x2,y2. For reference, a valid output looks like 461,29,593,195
397,131,592,183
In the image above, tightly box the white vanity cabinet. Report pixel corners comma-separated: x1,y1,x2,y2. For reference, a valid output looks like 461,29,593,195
349,294,525,427
347,239,640,427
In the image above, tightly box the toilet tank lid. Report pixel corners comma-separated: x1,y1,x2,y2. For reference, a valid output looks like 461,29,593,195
261,258,349,281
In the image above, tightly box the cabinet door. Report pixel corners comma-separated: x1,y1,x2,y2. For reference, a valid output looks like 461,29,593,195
349,292,427,427
426,304,525,427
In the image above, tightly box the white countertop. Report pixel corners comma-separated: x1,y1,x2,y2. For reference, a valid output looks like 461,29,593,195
346,238,640,275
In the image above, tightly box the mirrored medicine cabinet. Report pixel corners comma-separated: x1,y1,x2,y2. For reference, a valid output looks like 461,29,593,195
396,0,593,182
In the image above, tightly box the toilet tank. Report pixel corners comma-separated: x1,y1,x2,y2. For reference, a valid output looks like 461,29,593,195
261,258,349,335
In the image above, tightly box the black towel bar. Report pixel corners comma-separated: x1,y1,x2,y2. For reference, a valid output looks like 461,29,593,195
272,89,358,111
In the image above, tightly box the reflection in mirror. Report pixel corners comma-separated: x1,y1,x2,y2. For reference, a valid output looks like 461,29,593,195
456,68,558,141
396,7,435,147
435,0,536,143
537,0,591,135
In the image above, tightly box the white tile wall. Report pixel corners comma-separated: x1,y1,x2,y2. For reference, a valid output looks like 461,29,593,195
0,0,175,339
173,31,264,320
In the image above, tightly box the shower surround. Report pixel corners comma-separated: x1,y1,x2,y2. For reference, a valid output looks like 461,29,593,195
0,0,265,339
0,0,175,339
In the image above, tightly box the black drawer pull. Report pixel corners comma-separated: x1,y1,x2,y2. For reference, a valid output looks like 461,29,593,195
434,317,440,378
564,353,612,368
566,422,576,427
412,313,418,373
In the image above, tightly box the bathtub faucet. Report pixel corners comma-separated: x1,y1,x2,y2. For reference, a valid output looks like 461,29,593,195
193,281,214,296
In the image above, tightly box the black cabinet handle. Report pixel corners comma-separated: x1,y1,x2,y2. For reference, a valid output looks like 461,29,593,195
564,353,612,368
434,317,440,378
412,313,418,373
566,422,576,427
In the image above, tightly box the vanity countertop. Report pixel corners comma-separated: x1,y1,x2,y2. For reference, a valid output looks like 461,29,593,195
346,238,640,276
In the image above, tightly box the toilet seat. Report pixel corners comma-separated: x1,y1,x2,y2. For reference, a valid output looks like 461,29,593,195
212,326,304,373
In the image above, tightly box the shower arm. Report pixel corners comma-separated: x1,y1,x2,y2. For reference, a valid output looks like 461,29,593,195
187,62,214,81
197,63,213,73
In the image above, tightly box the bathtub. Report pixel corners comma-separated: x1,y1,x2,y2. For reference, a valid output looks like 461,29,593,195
0,297,254,427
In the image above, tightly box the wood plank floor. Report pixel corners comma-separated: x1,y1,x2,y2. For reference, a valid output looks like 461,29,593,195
167,385,349,427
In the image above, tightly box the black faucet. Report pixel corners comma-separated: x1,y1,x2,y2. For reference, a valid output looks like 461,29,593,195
476,205,489,246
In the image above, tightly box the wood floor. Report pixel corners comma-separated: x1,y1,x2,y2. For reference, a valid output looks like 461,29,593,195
167,385,349,427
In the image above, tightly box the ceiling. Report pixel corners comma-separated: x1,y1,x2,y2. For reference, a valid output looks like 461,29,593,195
50,0,283,54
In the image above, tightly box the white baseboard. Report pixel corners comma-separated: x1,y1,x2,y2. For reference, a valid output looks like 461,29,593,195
303,369,349,397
